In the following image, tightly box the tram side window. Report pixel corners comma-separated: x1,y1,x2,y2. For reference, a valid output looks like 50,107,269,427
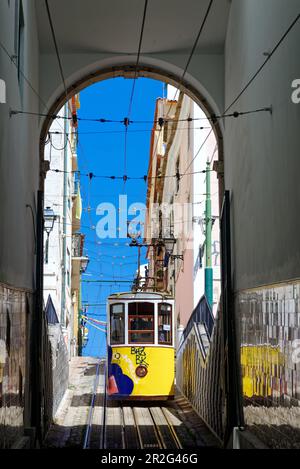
110,303,125,345
158,303,172,345
128,302,154,344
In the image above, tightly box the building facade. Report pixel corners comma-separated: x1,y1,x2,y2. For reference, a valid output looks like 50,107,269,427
43,97,87,358
145,86,220,336
192,105,221,316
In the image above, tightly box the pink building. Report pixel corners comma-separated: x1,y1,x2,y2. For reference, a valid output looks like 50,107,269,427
144,89,195,331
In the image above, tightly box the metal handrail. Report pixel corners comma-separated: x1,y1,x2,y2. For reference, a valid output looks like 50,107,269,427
176,306,224,444
183,295,214,343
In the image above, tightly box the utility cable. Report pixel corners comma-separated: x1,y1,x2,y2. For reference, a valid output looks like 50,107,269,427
48,167,211,180
123,0,148,190
127,0,149,119
10,107,271,124
224,12,300,113
150,0,214,171
181,13,300,176
45,0,68,102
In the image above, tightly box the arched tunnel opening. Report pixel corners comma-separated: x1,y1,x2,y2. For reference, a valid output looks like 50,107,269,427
1,0,300,451
38,71,235,448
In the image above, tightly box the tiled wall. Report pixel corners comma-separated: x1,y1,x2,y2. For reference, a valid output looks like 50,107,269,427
237,281,300,448
0,283,29,448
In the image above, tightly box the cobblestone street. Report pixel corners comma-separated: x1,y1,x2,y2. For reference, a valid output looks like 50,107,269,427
43,357,220,449
44,357,100,448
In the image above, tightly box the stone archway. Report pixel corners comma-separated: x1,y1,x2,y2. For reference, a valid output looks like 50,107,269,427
39,60,224,199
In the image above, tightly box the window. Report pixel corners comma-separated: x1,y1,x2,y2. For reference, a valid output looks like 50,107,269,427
158,303,172,345
110,303,125,345
128,302,154,344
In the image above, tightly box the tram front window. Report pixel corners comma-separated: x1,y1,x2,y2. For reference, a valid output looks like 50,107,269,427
128,302,154,344
110,303,125,344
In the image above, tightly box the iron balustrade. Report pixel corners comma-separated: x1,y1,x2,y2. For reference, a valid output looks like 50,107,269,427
176,305,223,444
72,233,85,257
182,295,214,344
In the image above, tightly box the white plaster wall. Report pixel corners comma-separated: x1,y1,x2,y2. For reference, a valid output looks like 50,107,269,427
224,0,300,291
39,52,224,127
43,107,74,354
193,104,220,314
0,0,40,290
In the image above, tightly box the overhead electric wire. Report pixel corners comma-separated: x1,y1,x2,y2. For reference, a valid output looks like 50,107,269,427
127,0,149,119
224,12,300,114
182,126,215,177
45,0,68,102
47,125,211,136
48,167,211,180
10,106,271,124
49,133,69,151
181,0,214,80
0,39,47,111
82,279,133,284
150,0,214,172
0,37,70,148
123,0,148,190
181,11,300,176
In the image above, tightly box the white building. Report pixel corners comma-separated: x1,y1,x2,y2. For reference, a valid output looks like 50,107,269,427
43,104,74,357
192,105,221,316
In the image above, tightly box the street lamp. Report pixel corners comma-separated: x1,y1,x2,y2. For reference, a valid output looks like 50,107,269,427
162,235,184,261
80,256,90,274
163,235,176,255
44,206,56,264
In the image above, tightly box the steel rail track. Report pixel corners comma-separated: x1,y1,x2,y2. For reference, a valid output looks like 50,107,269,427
99,359,108,449
83,362,187,450
82,361,101,449
106,404,184,449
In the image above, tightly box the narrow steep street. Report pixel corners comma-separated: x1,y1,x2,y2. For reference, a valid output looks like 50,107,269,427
44,357,219,449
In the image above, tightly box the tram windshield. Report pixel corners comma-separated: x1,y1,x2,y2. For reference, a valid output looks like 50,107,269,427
128,302,154,344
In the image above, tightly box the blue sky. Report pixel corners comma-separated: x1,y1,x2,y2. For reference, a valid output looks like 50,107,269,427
77,77,164,357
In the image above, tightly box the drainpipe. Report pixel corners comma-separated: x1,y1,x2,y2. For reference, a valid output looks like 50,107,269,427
61,104,68,327
31,190,44,444
205,161,213,307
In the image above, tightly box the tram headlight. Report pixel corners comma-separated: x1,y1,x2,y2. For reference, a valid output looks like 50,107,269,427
135,365,148,378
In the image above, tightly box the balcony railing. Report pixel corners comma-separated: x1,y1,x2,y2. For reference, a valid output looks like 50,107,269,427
72,233,85,258
72,179,80,197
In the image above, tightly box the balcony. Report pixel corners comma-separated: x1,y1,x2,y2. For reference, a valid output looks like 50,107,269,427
72,234,89,291
72,233,84,258
72,180,81,233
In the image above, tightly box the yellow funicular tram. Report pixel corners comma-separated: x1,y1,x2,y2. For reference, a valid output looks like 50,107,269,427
107,291,175,400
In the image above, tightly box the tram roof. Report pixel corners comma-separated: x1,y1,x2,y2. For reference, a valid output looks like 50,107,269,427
107,291,173,301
